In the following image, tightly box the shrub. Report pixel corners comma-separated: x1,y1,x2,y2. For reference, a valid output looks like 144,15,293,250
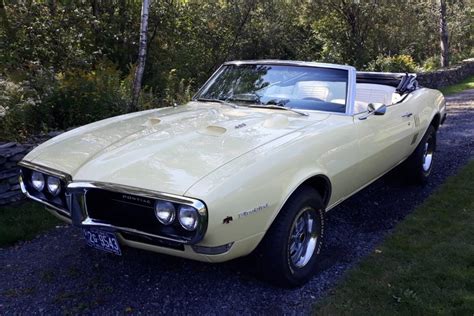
51,60,130,129
368,54,419,73
0,69,57,141
0,60,132,142
163,69,193,107
422,56,440,72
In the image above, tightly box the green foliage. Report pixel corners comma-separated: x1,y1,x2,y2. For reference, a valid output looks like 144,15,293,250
0,202,60,247
314,160,474,315
0,0,472,141
52,61,130,129
440,75,474,95
368,55,419,73
0,61,130,141
422,56,441,71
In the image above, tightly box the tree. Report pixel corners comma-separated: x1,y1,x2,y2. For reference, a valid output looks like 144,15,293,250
130,0,150,112
439,0,449,67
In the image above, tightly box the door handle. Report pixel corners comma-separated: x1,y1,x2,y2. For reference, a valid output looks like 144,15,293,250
401,112,413,118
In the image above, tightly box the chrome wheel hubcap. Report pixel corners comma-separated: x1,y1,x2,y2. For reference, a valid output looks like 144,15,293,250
288,207,320,268
422,138,434,172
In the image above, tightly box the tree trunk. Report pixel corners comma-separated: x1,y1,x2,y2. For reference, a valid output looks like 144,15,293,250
439,0,449,67
130,0,150,112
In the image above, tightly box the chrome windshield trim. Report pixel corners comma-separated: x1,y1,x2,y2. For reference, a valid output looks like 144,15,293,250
192,61,356,116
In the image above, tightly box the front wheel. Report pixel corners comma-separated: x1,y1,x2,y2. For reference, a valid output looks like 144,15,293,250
254,186,325,287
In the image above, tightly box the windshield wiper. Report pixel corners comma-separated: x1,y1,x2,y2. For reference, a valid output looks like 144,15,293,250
195,98,239,109
246,104,308,116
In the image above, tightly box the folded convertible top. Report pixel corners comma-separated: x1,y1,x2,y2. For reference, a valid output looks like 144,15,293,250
356,71,418,94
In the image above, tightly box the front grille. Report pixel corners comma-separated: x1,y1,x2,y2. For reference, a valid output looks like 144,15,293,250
85,188,195,241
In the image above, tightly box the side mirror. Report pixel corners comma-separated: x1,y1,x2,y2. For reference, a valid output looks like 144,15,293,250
359,103,387,120
373,103,387,116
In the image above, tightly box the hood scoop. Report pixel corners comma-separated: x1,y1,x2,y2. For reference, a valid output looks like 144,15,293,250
198,125,227,136
263,114,289,129
142,117,161,128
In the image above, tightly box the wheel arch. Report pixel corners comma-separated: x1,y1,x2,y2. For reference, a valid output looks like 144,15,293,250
430,112,441,131
298,174,332,208
265,173,332,232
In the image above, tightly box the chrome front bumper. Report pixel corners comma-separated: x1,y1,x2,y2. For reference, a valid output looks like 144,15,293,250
19,163,208,246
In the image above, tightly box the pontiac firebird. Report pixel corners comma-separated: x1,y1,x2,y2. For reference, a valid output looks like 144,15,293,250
19,60,446,286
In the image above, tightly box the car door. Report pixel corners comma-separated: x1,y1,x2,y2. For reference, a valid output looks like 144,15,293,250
353,102,416,187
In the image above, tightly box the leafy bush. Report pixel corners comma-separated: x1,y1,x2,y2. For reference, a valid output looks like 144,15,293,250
422,56,440,72
368,55,419,73
163,69,193,107
51,60,130,129
0,61,132,142
0,68,57,141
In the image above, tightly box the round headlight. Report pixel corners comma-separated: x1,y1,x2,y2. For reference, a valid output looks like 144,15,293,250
47,176,61,196
31,171,45,191
178,205,199,231
154,201,176,225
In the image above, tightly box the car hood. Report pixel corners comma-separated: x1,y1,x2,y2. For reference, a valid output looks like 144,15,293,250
24,102,329,195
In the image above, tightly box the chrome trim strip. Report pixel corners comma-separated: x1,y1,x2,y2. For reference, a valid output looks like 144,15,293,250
18,160,72,182
18,162,208,245
67,181,206,215
18,164,72,217
20,174,71,217
67,181,208,245
81,218,193,244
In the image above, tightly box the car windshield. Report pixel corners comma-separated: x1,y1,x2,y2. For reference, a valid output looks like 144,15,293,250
196,64,348,113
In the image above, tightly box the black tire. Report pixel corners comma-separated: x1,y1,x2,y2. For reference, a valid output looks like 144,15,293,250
254,185,325,287
403,125,437,184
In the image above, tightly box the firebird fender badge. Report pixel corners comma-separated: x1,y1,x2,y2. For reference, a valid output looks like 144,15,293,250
238,203,269,219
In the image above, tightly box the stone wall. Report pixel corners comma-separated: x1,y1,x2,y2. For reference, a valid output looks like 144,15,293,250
0,143,32,205
0,133,60,206
417,58,474,89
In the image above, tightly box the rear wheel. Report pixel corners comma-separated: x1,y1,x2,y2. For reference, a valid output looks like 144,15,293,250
403,125,437,184
255,186,325,287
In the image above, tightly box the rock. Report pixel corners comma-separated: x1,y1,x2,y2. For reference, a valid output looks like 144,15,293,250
0,182,10,193
0,142,17,149
8,176,19,184
0,190,23,205
0,145,27,159
0,169,19,181
9,153,25,162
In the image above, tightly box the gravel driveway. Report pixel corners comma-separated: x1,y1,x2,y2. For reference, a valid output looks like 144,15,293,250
1,90,473,315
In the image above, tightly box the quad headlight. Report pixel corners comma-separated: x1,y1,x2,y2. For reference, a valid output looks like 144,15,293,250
178,205,199,231
154,201,176,225
47,176,61,196
31,171,45,191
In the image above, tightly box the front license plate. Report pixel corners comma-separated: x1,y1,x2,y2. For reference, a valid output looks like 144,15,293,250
83,228,122,255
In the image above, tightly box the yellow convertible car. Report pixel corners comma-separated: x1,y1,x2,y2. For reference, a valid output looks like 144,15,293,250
19,60,446,286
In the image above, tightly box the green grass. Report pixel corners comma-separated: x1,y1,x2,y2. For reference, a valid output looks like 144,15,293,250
439,75,474,95
0,201,60,247
314,160,474,315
